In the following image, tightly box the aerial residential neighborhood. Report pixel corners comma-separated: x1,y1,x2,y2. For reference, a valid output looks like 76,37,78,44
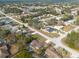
0,0,79,58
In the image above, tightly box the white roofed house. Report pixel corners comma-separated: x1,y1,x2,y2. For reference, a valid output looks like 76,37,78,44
11,26,19,33
71,8,79,16
55,7,62,15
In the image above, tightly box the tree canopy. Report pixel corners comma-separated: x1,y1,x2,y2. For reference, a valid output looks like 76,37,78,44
61,14,73,21
15,34,38,43
0,28,11,38
64,31,79,50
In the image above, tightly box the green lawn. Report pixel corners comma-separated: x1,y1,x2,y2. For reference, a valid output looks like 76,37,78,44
33,34,46,42
62,31,79,51
14,50,32,58
39,30,59,38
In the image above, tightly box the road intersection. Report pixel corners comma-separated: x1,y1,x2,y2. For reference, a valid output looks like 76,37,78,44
0,11,79,58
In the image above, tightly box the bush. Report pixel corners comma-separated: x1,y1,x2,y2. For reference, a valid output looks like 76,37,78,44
0,29,11,38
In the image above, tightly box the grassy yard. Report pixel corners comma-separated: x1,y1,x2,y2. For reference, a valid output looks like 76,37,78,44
14,50,32,58
33,34,46,42
39,30,59,38
62,37,79,51
62,25,75,32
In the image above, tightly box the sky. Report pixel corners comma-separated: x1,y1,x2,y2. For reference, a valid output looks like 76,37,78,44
0,0,79,4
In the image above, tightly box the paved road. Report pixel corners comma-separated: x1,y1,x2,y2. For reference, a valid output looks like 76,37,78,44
0,11,79,58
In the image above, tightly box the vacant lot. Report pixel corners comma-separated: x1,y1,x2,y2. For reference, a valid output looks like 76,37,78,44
62,25,75,32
